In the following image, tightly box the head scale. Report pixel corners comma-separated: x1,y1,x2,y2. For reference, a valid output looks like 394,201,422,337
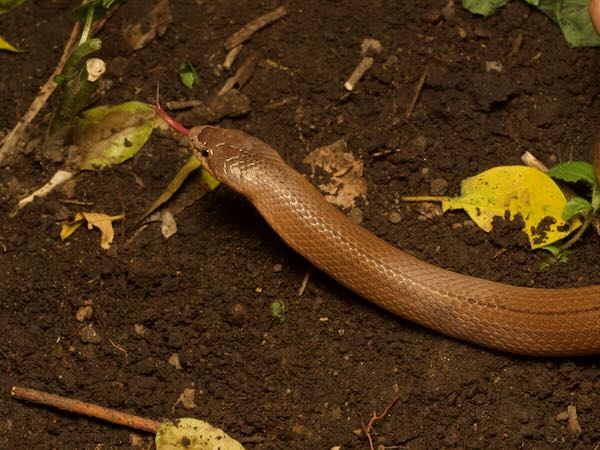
188,125,282,197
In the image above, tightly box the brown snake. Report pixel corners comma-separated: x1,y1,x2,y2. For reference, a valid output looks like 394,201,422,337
189,125,600,357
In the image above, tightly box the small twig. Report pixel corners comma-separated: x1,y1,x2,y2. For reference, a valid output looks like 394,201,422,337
297,266,313,297
344,57,374,91
224,5,287,50
165,99,204,111
223,44,243,70
59,199,94,206
360,394,403,450
11,386,161,434
218,52,260,96
405,68,428,119
0,348,11,373
0,23,80,164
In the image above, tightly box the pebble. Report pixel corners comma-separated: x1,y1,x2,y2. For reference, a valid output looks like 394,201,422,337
78,324,102,344
430,177,448,195
75,306,93,322
388,211,402,224
273,264,282,273
228,303,248,326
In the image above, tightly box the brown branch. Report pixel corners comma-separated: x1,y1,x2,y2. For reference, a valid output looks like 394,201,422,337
224,5,287,50
11,386,161,434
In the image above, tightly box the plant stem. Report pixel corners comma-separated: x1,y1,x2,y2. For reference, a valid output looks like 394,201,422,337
560,211,596,252
79,3,95,45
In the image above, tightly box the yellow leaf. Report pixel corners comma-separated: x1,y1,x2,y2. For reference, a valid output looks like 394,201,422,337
60,212,85,241
141,155,219,221
0,35,24,52
61,212,124,249
403,166,581,249
156,417,245,450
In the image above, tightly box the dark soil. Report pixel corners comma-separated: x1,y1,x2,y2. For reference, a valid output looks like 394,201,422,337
2,1,600,448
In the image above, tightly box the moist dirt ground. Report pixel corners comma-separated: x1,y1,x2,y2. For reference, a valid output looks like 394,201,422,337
2,1,600,449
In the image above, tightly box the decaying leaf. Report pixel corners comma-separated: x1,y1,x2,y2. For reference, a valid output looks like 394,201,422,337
0,35,24,52
71,101,156,170
156,418,245,450
142,155,219,221
403,166,581,249
173,388,197,411
61,212,124,249
303,140,367,209
122,0,171,51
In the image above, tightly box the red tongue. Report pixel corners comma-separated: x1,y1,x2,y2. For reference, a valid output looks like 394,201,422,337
154,101,189,136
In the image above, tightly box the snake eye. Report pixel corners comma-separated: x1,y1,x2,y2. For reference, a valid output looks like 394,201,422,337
200,147,211,158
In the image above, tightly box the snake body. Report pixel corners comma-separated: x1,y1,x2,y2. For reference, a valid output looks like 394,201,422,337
189,125,600,356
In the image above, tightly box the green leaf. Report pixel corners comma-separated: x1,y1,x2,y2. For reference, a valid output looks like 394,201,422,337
536,0,600,47
72,101,156,170
562,196,592,220
0,0,26,14
270,300,286,322
462,0,600,47
462,0,510,17
72,0,121,23
547,161,598,187
178,63,200,89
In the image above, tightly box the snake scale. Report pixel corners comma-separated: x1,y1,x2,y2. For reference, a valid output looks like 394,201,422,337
189,125,600,357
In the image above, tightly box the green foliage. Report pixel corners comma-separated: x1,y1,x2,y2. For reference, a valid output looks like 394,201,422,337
0,0,26,14
562,197,593,220
270,300,286,322
178,63,200,89
547,161,598,186
462,0,600,47
72,0,121,22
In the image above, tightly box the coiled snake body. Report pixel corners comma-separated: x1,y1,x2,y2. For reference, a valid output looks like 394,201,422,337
189,125,600,356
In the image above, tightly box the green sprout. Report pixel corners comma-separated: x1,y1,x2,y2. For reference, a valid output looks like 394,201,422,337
42,0,120,159
543,160,600,263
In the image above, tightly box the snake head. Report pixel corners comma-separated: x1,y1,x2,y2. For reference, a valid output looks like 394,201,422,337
188,125,284,197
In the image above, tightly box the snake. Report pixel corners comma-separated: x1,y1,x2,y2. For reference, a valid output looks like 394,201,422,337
188,125,600,357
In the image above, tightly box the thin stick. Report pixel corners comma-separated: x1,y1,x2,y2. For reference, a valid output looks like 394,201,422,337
224,6,287,50
218,52,260,96
405,68,428,119
0,23,80,164
11,386,161,434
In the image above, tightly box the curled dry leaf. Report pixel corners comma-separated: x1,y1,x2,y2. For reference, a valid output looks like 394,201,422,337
61,212,124,249
303,140,367,209
173,388,196,411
